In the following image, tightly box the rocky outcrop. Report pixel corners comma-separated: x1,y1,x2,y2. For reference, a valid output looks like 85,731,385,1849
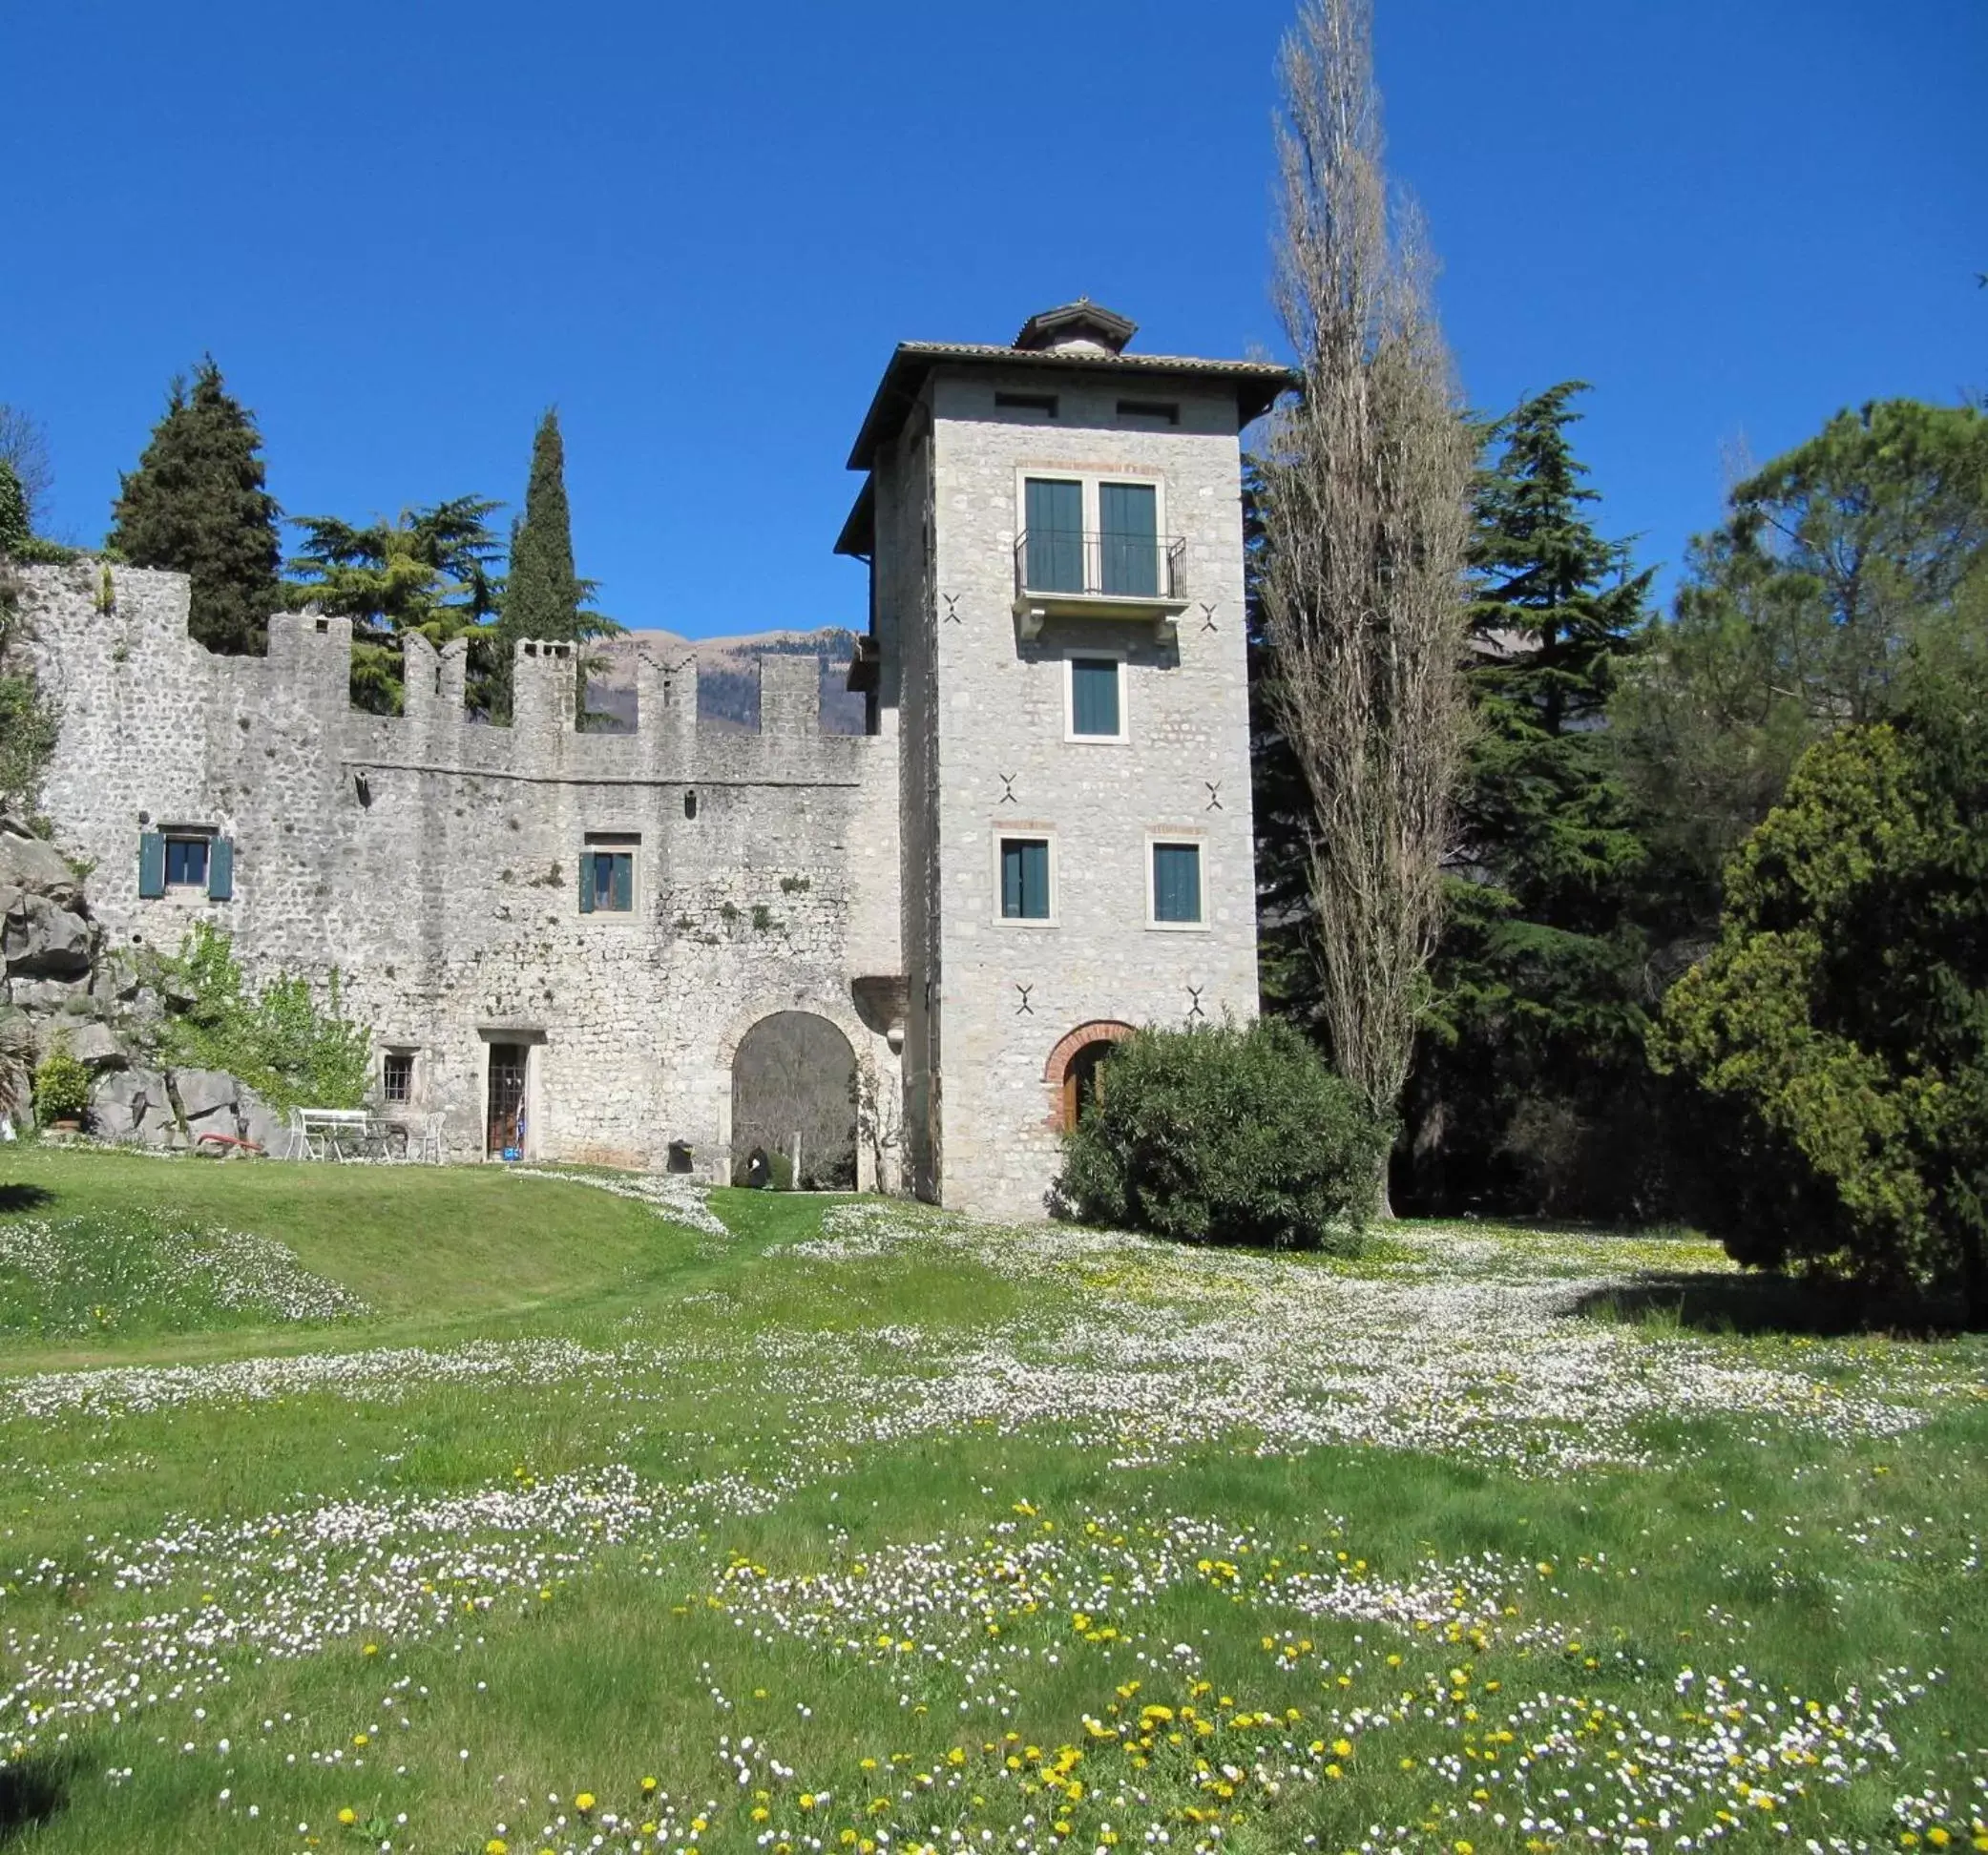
0,814,283,1153
0,816,109,1121
86,1062,286,1153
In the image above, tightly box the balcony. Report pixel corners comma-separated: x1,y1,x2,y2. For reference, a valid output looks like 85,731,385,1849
1012,528,1189,640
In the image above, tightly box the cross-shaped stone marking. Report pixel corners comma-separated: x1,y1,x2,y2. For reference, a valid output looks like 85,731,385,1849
1204,781,1223,810
998,773,1018,804
1199,602,1219,633
1015,983,1035,1016
1185,984,1207,1022
942,594,963,624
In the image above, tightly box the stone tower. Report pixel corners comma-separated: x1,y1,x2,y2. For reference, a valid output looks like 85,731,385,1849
838,302,1294,1219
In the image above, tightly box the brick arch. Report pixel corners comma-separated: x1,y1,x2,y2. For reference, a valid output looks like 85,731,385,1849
1043,1020,1138,1132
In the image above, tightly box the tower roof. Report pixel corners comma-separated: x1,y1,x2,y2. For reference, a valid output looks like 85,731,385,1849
838,306,1296,486
1011,299,1138,355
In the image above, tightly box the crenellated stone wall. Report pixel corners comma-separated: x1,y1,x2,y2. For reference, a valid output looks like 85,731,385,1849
17,564,905,1181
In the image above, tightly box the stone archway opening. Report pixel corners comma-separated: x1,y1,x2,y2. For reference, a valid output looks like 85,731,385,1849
1044,1020,1137,1132
731,1011,858,1189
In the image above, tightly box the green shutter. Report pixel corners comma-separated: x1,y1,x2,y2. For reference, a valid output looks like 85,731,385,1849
1025,479,1084,592
578,850,596,914
1071,658,1120,736
1099,482,1158,596
207,836,234,901
1001,840,1051,920
611,853,632,911
137,831,166,898
1154,843,1201,923
1022,841,1050,918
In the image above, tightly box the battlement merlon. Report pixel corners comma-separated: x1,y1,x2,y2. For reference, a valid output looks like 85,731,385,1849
17,568,865,795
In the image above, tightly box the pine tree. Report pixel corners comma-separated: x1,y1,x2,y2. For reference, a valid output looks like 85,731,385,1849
487,409,613,719
285,498,502,714
1403,384,1659,1216
108,358,282,654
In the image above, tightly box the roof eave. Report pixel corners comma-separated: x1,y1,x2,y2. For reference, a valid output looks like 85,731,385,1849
845,344,1298,472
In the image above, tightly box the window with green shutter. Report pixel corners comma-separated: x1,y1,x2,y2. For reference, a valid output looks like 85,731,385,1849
163,835,210,889
581,834,638,914
999,838,1052,920
137,831,166,898
1024,478,1084,593
1099,481,1158,596
1069,657,1122,738
1152,842,1203,924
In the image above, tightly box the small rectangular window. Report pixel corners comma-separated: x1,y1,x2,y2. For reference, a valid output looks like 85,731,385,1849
1118,399,1180,426
584,851,634,912
995,391,1058,417
1000,838,1052,920
1152,842,1203,925
1069,657,1122,739
163,835,210,889
382,1052,413,1105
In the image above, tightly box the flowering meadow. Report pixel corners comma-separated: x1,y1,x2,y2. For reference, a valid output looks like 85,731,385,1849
0,1150,1982,1855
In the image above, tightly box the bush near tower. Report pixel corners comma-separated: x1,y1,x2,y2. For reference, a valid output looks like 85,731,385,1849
1052,1017,1386,1250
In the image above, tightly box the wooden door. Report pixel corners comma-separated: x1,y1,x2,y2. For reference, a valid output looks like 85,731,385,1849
487,1044,527,1157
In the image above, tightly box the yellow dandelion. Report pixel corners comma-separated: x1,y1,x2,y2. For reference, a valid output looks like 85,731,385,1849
575,1792,596,1812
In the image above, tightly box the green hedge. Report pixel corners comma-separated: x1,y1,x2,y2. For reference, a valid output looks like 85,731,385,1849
1051,1018,1386,1251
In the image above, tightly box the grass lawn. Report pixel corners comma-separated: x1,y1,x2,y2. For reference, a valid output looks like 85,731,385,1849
0,1146,1983,1855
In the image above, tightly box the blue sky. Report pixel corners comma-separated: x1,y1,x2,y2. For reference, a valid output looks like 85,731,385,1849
5,0,1981,636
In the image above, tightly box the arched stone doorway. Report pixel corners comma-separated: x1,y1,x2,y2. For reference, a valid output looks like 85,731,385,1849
1043,1020,1137,1132
731,1011,858,1188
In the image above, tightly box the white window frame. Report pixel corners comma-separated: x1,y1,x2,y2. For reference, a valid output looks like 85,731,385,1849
161,827,216,891
991,823,1059,928
1063,647,1129,744
579,832,641,921
1014,466,1169,590
1145,831,1209,932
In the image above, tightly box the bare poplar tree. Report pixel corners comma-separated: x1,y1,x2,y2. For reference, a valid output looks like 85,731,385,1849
1256,0,1475,1201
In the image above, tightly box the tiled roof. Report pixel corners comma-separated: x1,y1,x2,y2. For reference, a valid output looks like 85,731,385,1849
844,341,1297,472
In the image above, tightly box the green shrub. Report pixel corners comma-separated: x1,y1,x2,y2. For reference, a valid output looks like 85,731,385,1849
31,1037,93,1124
1652,678,1988,1324
1052,1018,1387,1250
151,924,370,1115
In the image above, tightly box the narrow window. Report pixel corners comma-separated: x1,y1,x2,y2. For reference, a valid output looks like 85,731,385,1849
1117,399,1180,426
1152,842,1203,924
1099,481,1159,597
1069,657,1122,739
580,833,638,914
999,838,1052,921
995,391,1058,417
1023,478,1085,593
163,835,211,890
382,1052,414,1105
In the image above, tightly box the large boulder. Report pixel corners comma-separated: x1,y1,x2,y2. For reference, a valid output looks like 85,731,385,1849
1,890,93,978
169,1068,241,1131
64,1020,126,1070
90,1066,175,1145
239,1088,287,1157
0,824,80,903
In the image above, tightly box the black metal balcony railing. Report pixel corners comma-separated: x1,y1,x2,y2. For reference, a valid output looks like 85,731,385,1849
1014,528,1187,604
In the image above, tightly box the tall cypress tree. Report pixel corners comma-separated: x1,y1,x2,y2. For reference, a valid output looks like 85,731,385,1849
487,408,612,719
1402,383,1660,1216
108,358,282,654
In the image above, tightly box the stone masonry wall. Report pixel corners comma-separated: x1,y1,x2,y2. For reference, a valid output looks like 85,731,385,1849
910,368,1261,1220
19,564,904,1180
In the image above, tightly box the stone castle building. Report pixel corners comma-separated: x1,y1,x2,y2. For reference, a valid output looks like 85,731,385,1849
17,302,1290,1219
